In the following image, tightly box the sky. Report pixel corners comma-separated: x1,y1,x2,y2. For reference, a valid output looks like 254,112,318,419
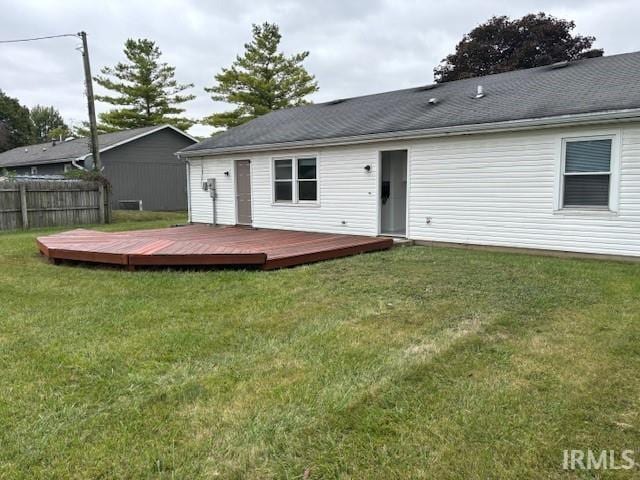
1,0,638,137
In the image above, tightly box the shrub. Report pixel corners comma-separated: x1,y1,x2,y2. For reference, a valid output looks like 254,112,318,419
64,168,111,190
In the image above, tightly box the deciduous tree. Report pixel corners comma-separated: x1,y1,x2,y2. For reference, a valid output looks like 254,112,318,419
0,90,34,152
30,105,69,142
435,13,603,83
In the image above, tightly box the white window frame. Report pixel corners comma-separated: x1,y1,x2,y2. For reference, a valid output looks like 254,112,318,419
273,158,294,203
555,131,621,214
30,166,38,175
271,155,319,205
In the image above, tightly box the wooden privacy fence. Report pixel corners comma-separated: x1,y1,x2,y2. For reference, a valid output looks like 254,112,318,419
0,179,111,230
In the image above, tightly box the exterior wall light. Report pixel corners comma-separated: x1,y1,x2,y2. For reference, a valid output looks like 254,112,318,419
364,165,371,173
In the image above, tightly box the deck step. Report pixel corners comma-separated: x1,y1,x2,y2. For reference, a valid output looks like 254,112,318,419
392,238,414,247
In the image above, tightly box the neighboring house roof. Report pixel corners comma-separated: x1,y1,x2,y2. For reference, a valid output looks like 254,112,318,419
0,124,197,168
181,51,640,157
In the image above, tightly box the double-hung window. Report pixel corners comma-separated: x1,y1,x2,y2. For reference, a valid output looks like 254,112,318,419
273,157,317,203
561,138,613,209
297,158,317,201
274,159,293,202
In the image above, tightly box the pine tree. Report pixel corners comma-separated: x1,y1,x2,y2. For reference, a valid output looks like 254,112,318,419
205,23,318,129
95,39,195,131
30,105,69,142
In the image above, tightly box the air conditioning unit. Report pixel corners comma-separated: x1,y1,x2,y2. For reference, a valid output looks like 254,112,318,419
119,200,143,211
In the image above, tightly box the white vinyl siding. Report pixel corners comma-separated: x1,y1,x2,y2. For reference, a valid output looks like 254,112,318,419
189,121,640,258
191,146,379,234
254,148,377,234
188,158,235,224
409,125,639,257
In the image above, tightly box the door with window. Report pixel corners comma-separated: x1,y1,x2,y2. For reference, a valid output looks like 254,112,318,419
235,160,252,225
380,150,408,236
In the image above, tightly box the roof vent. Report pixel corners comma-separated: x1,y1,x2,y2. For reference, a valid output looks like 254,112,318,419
327,98,347,105
428,97,438,105
415,83,437,92
475,85,485,99
550,60,569,69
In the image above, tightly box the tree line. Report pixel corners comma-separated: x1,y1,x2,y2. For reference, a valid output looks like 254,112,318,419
1,13,602,153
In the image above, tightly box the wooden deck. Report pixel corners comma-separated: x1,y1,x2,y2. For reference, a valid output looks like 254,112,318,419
36,225,394,270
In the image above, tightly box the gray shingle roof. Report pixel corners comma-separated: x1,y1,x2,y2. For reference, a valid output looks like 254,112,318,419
0,125,176,167
183,51,640,155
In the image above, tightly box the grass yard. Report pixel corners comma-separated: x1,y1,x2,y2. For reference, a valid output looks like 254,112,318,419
1,212,640,478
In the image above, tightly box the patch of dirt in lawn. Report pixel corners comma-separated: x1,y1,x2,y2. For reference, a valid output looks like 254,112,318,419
405,313,483,358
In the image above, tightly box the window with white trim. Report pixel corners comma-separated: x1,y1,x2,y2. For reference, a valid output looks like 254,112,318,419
274,159,293,201
273,157,317,203
297,158,317,201
562,138,612,208
30,166,38,175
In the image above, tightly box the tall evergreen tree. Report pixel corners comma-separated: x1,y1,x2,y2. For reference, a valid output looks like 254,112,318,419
95,39,195,131
30,105,69,142
205,22,318,129
0,90,34,152
71,121,119,138
435,13,603,83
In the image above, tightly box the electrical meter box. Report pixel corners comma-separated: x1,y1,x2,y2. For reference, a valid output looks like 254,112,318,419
206,178,216,198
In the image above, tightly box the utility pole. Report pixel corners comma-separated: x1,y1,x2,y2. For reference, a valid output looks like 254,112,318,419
78,31,101,171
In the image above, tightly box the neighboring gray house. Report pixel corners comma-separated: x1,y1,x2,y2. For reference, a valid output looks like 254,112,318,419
0,125,196,211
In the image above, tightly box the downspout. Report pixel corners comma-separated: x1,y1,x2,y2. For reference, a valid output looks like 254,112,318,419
200,159,216,226
71,155,87,170
76,151,105,172
212,178,216,226
73,150,103,171
182,155,192,224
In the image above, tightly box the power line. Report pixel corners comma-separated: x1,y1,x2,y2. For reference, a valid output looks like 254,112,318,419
0,33,78,44
0,30,104,182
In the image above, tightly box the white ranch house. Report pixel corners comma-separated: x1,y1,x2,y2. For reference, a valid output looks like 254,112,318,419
178,52,640,259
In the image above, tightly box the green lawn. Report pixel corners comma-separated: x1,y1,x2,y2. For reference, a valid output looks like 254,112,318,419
1,212,640,479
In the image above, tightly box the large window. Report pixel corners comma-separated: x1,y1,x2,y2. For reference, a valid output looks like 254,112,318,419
273,157,317,203
562,138,612,208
